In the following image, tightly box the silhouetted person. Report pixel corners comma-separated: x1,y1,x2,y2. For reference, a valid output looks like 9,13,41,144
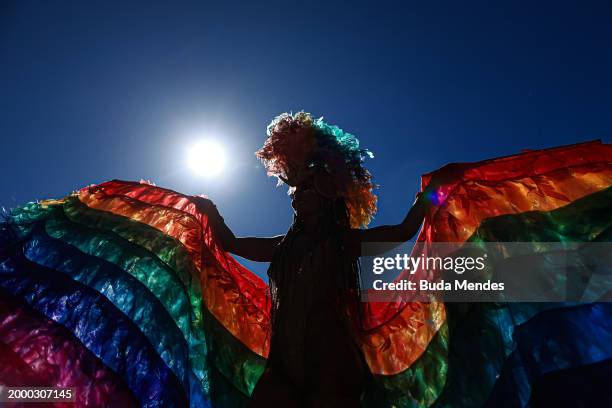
195,112,447,407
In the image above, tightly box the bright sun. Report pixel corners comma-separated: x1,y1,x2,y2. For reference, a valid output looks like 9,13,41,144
188,140,226,177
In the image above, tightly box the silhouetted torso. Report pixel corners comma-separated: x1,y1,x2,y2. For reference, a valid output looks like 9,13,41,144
249,228,365,407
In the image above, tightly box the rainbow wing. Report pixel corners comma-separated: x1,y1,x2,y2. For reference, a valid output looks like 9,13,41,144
363,140,612,406
1,181,269,407
1,140,611,407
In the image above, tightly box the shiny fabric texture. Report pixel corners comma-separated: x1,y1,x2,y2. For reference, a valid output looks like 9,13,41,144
364,141,612,407
0,289,139,407
0,140,611,407
0,250,188,407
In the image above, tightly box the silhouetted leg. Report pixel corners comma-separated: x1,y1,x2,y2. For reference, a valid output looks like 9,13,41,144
304,306,365,407
248,365,303,408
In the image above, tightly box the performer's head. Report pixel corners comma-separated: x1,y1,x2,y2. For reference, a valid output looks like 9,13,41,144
256,111,377,228
287,171,348,226
288,178,320,222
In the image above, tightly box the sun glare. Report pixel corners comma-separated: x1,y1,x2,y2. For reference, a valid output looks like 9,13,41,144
188,140,226,177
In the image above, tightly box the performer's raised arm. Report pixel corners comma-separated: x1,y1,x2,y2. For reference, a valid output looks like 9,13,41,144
193,196,283,262
348,190,429,245
345,163,463,253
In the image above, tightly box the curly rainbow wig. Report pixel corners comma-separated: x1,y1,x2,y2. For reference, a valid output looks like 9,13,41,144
256,111,377,228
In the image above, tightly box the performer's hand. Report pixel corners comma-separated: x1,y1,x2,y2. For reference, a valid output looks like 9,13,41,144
427,162,465,191
193,196,221,220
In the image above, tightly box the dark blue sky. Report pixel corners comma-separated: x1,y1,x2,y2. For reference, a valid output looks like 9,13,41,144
2,1,611,277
